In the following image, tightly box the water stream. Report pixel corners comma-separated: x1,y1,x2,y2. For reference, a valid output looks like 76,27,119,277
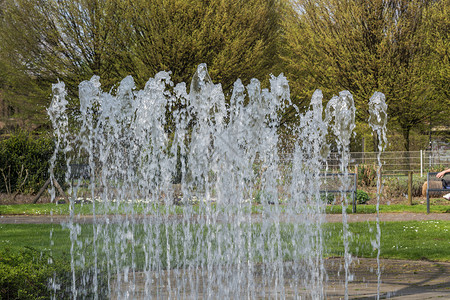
368,92,388,300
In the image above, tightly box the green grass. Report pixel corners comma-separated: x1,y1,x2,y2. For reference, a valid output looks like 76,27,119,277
326,203,450,214
0,202,187,216
1,202,449,215
324,220,450,261
1,221,449,263
0,203,73,215
0,224,71,257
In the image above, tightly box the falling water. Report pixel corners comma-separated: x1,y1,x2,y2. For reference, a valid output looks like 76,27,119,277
48,64,381,299
325,91,356,300
368,92,388,300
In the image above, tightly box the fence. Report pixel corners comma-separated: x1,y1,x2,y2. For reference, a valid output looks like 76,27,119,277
336,150,450,176
280,150,450,177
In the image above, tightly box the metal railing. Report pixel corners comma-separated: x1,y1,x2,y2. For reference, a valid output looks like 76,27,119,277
280,150,450,177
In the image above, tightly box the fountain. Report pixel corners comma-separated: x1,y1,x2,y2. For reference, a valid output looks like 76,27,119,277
368,92,388,300
48,64,385,299
325,91,356,299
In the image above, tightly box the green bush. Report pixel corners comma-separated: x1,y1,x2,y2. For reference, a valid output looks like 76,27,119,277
425,164,447,173
0,247,72,299
384,175,423,198
357,164,377,187
0,247,109,299
356,190,370,204
323,190,369,205
320,192,335,204
0,131,64,195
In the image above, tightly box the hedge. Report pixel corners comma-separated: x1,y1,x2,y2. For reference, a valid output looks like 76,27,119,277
0,247,72,299
0,131,62,195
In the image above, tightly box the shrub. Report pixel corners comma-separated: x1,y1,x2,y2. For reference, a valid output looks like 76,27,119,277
357,164,377,187
325,190,369,205
0,247,109,299
320,192,335,204
383,175,423,199
0,130,65,195
0,247,71,299
355,190,370,204
425,164,447,173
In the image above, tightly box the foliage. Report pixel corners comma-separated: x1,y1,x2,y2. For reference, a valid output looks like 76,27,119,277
0,247,72,299
355,190,370,204
0,0,286,130
357,164,378,187
421,0,450,115
320,192,335,204
383,175,424,198
0,130,64,195
122,0,285,91
384,130,430,151
321,190,369,205
281,0,445,150
425,164,448,173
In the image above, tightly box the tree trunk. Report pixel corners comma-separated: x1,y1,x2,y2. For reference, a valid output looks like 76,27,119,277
402,126,412,173
402,126,411,152
372,131,379,152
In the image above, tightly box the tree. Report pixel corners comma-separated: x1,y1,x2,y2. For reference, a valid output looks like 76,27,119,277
282,0,444,150
93,0,285,93
421,0,450,132
0,0,286,130
0,0,126,127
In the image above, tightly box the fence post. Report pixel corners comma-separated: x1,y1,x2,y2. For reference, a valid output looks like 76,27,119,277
420,150,423,177
408,171,413,205
353,166,358,213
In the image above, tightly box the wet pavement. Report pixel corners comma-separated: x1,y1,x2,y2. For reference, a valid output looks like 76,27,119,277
110,258,450,299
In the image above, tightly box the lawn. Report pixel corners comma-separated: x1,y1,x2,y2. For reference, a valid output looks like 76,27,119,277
0,202,186,216
1,220,449,262
1,202,449,215
325,220,450,261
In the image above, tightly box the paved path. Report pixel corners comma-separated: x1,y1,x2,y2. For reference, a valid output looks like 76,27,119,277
325,258,450,299
1,213,449,224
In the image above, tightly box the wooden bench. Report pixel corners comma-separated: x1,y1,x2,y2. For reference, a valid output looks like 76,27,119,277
320,173,358,213
426,172,450,213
